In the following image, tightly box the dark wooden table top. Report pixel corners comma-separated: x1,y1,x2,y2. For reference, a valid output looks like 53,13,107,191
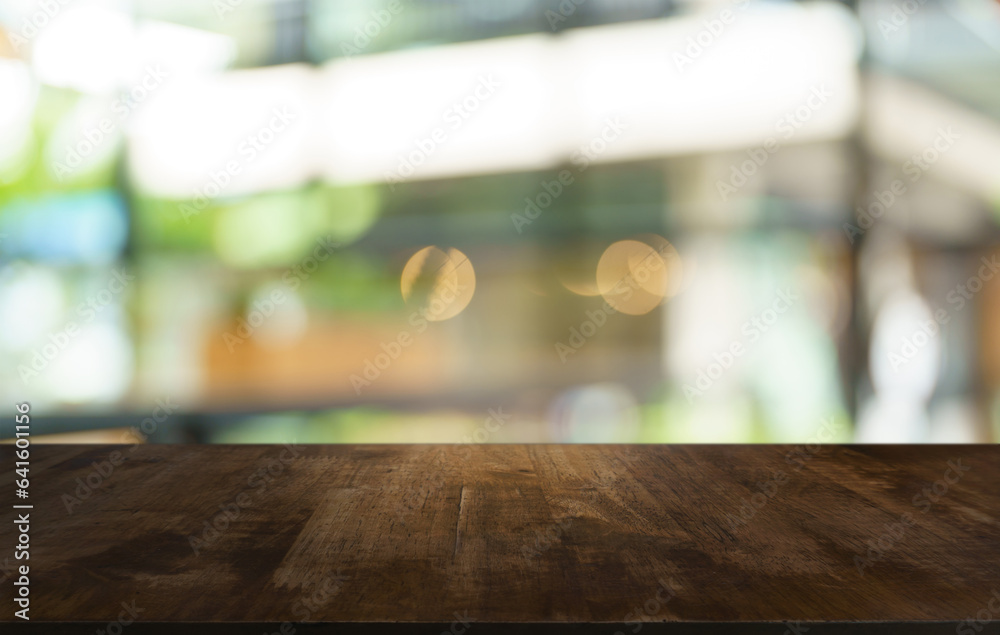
2,444,998,634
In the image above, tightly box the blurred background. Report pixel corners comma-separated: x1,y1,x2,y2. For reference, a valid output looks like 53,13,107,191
1,0,999,444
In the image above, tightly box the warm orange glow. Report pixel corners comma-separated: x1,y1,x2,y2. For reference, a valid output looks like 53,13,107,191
596,236,680,315
401,246,476,321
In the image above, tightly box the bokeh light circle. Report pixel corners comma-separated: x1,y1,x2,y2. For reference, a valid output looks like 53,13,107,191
400,246,476,321
596,236,680,315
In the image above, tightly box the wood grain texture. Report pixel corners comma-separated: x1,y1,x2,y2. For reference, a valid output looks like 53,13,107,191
1,444,998,633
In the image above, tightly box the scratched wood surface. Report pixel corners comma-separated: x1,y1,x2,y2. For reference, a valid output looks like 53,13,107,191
1,444,998,631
